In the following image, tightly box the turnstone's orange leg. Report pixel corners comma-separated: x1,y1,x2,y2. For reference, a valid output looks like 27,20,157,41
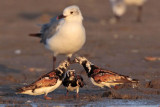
76,87,80,99
76,93,79,99
65,90,69,98
114,85,119,90
44,95,52,100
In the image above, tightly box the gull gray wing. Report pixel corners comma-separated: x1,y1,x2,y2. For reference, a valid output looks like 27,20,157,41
40,16,62,44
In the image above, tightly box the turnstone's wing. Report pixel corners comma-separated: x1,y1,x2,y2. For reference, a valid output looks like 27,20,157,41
76,75,85,87
93,69,119,76
17,71,59,92
34,72,59,87
92,69,133,83
40,17,63,44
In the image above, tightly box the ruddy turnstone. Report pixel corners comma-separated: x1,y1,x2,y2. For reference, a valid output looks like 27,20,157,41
74,56,139,89
29,5,86,69
62,69,85,98
16,60,70,100
109,0,147,22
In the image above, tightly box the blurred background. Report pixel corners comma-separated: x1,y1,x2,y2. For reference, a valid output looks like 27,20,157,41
0,0,160,105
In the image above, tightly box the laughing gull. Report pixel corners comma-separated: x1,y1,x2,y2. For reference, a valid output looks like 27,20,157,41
29,5,86,69
109,0,147,22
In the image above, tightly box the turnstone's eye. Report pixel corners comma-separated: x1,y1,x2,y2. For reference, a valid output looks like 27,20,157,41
65,63,68,67
70,11,73,14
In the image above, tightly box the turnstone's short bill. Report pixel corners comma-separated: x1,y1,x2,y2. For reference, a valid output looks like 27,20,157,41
74,56,139,89
62,69,85,98
16,60,70,100
29,5,86,69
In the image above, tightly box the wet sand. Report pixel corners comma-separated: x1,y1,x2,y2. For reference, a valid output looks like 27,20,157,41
0,0,160,106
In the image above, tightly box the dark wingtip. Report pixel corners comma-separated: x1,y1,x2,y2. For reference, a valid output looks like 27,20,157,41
132,79,139,83
131,79,139,88
16,87,24,93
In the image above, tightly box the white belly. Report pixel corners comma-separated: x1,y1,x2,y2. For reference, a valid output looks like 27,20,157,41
113,3,126,16
90,78,104,88
20,80,62,96
101,82,123,88
66,84,78,92
90,78,123,88
46,23,86,56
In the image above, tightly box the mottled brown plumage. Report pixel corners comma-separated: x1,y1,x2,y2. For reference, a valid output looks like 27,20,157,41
16,60,70,100
74,56,139,88
62,70,85,98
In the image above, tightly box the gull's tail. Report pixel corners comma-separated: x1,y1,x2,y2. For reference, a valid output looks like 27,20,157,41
29,33,41,38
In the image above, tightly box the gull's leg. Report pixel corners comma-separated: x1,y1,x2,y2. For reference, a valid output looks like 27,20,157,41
67,54,72,63
67,57,71,63
53,56,56,70
137,6,143,22
115,15,121,22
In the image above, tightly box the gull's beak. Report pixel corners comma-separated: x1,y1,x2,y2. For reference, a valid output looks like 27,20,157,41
57,14,66,19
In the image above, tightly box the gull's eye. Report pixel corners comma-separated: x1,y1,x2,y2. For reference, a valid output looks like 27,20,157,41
70,11,73,14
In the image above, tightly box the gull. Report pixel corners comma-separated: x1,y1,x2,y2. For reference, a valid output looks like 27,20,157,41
29,5,86,69
109,0,147,22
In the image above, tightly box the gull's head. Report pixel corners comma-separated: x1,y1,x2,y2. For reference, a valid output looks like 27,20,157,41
57,5,83,22
110,0,126,17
